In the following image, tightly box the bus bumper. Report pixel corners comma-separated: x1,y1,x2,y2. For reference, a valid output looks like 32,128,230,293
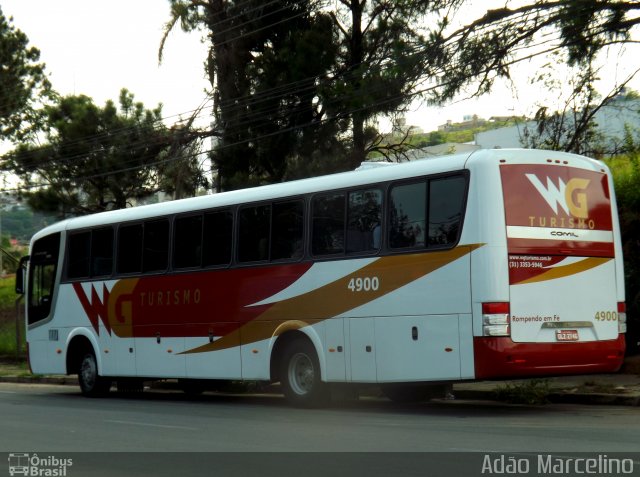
473,335,626,379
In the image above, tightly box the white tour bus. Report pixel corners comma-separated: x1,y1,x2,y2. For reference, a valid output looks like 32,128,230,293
16,148,626,406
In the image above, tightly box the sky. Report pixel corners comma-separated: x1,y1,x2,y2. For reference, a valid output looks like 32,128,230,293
2,0,640,137
2,0,211,127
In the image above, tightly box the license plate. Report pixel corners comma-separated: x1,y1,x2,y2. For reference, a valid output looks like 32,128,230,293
556,330,579,341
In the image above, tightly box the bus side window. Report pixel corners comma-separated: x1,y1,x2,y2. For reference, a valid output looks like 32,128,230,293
428,176,466,246
238,205,271,262
203,210,233,267
143,219,170,273
347,188,382,253
117,224,143,274
388,181,426,249
312,193,345,256
67,231,91,279
271,200,304,260
91,227,114,277
174,215,203,269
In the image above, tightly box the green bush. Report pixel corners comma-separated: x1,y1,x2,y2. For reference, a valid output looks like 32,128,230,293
0,277,24,357
495,379,551,405
0,277,19,309
608,153,640,355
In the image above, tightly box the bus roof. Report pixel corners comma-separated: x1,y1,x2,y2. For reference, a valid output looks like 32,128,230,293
30,148,607,242
32,151,473,239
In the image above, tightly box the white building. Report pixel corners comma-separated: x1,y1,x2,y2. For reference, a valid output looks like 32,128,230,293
475,95,640,153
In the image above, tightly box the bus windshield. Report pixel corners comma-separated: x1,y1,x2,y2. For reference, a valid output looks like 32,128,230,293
27,233,60,325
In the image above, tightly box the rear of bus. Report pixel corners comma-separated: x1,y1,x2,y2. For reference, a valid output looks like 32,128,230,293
471,149,626,379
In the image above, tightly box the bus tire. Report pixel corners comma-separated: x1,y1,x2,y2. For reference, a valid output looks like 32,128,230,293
78,350,111,397
280,339,328,408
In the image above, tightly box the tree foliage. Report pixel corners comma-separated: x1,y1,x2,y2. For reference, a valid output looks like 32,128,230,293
325,0,459,169
0,205,54,242
2,90,204,217
161,0,459,188
453,2,640,158
0,6,53,141
160,1,640,187
520,54,610,156
430,1,640,103
162,0,341,190
610,130,640,354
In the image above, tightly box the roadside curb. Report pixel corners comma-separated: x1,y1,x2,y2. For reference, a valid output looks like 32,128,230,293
453,389,640,406
546,391,640,407
0,375,78,385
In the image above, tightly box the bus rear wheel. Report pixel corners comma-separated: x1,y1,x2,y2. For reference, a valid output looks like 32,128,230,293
280,340,328,408
78,351,111,397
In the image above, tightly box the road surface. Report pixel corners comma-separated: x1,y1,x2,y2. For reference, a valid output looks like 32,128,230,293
1,383,638,476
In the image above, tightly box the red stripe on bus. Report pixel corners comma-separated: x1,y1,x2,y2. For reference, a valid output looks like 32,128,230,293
507,238,614,257
73,262,313,337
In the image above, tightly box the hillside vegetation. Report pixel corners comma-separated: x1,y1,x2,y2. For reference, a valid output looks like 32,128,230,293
606,154,640,354
0,276,23,357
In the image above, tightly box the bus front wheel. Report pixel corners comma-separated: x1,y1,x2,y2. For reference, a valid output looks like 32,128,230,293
280,339,328,408
78,351,111,397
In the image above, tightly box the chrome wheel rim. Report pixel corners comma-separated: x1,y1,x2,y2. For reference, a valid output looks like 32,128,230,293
288,352,314,396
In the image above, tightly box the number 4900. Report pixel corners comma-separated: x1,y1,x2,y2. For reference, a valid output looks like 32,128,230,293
347,276,379,292
594,311,618,321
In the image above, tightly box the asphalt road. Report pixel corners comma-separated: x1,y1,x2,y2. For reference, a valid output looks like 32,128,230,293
1,383,638,476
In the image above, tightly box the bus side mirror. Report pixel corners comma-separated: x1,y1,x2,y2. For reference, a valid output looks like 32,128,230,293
15,255,29,295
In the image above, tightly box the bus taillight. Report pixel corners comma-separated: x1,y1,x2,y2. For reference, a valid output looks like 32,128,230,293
618,302,627,334
482,302,510,337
